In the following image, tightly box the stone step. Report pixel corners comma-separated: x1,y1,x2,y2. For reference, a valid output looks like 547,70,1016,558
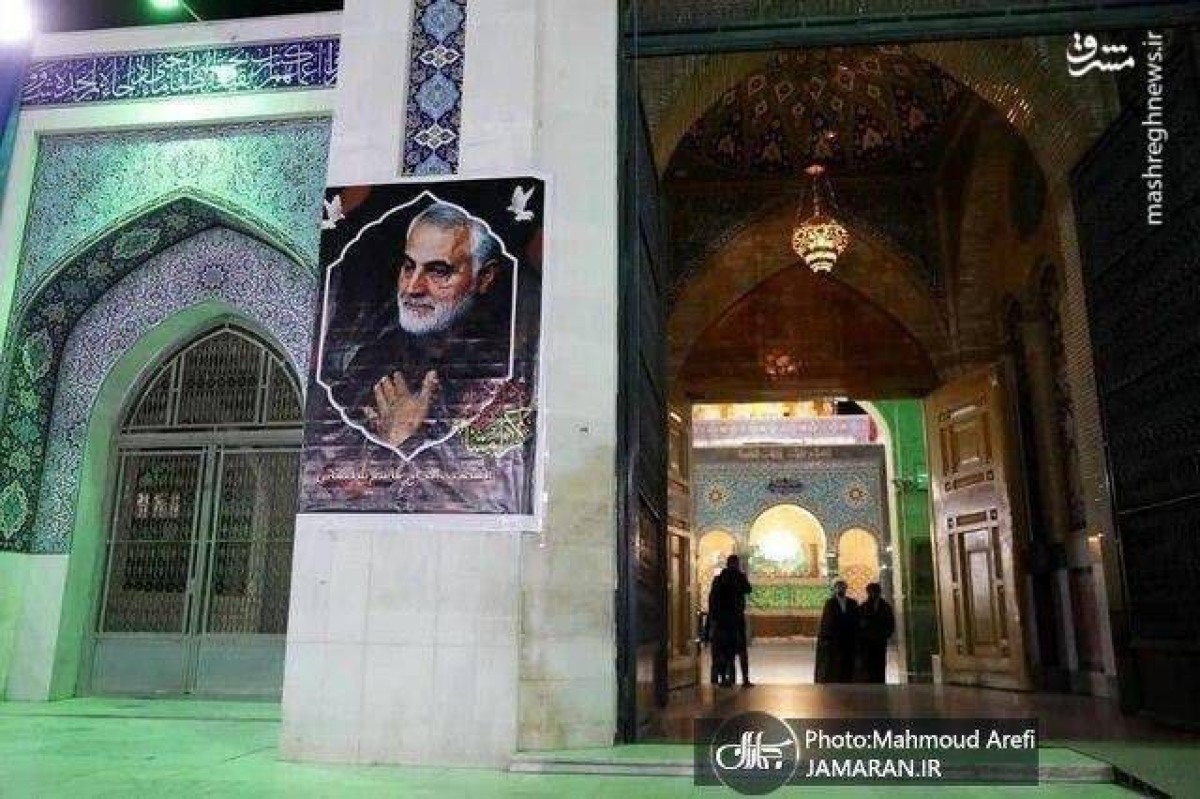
509,747,1115,783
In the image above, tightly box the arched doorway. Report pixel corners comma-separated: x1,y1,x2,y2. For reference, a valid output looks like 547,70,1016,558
836,527,882,602
88,325,303,697
746,504,828,642
748,504,826,579
697,529,737,611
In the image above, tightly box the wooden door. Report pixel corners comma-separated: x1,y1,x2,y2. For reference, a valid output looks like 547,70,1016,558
616,76,670,738
925,363,1031,689
667,530,699,689
1072,32,1200,724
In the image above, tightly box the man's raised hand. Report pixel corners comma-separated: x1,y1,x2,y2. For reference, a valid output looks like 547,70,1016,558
362,370,439,447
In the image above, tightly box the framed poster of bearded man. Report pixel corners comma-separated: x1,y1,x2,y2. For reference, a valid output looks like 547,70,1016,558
300,177,544,516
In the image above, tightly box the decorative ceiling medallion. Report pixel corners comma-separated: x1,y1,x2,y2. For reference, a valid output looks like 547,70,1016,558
845,482,869,506
763,349,801,380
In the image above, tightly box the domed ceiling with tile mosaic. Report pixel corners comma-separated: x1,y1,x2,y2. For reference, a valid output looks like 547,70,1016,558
669,46,966,178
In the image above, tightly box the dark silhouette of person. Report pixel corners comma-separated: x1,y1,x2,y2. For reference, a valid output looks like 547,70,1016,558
705,585,729,686
815,579,859,683
707,554,753,687
857,582,895,683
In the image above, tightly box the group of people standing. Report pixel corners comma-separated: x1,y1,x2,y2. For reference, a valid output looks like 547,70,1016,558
704,557,895,686
814,579,895,683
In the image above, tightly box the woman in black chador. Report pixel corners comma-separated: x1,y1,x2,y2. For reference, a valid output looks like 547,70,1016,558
857,582,895,683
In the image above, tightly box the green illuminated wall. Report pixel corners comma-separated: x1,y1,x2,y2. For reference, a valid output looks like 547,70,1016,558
874,399,937,678
0,118,329,697
748,584,828,611
13,121,329,313
0,552,26,693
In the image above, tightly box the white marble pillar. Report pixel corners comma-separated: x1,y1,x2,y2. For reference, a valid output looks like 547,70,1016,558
281,0,620,766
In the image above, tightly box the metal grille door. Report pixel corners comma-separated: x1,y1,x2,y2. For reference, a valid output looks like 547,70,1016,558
192,448,300,696
204,450,299,636
90,327,302,698
100,452,203,634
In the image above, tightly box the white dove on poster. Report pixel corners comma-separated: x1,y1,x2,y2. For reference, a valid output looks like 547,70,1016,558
507,185,536,222
321,195,345,230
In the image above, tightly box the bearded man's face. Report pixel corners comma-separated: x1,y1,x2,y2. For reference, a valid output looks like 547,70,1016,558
397,222,492,334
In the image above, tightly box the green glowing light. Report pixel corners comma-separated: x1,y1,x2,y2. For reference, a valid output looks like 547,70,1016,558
147,0,202,21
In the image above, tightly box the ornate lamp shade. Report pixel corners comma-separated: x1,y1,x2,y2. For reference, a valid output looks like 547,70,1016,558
791,164,850,273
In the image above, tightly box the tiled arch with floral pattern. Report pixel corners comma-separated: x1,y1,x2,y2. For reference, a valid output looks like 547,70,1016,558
0,198,317,552
14,120,330,310
28,226,316,553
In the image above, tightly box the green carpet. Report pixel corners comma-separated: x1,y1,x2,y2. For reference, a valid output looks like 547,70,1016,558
1064,741,1200,798
511,744,1102,766
0,696,280,721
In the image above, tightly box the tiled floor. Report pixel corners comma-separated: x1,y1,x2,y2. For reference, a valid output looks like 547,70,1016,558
0,699,1151,797
699,640,902,684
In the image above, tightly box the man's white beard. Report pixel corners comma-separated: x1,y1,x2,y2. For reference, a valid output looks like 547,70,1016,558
398,291,477,334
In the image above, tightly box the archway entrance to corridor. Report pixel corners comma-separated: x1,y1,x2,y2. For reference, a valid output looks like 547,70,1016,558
616,1,1200,743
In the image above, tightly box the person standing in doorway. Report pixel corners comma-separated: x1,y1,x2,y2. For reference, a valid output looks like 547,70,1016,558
705,578,729,686
708,554,754,687
857,582,895,683
815,579,859,683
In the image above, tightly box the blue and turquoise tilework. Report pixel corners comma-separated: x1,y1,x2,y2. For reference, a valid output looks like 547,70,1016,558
693,445,889,547
401,0,468,175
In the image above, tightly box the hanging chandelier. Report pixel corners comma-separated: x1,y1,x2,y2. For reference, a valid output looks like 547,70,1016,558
791,163,850,273
762,349,801,380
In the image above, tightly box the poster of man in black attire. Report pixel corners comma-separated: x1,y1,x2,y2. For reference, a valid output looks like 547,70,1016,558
300,177,544,515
